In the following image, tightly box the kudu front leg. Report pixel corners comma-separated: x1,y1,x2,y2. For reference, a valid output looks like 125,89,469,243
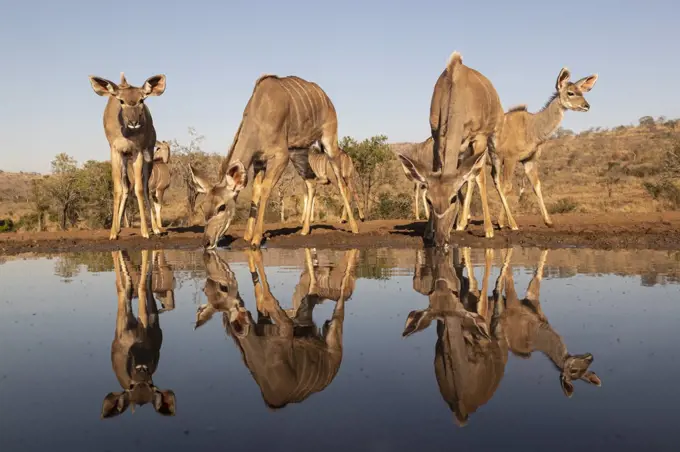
110,152,129,240
301,179,316,235
250,152,288,248
243,169,265,243
132,153,151,238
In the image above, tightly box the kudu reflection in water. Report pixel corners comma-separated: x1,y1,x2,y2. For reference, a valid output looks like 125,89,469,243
195,248,358,409
403,248,600,426
101,250,177,419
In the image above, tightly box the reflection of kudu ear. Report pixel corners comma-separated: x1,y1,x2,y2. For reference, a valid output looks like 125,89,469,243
89,76,120,97
581,371,602,387
556,67,571,91
153,389,176,416
574,74,598,93
189,164,212,194
101,391,130,419
218,161,247,193
142,74,166,97
397,153,428,185
402,309,431,337
560,374,575,398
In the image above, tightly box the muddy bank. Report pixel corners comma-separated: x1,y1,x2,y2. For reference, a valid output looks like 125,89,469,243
2,212,680,255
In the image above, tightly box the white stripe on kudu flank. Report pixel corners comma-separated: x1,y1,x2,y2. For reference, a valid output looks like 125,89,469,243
290,78,317,126
279,82,302,127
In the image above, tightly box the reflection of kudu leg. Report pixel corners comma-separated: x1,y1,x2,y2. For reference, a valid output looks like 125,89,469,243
246,249,294,333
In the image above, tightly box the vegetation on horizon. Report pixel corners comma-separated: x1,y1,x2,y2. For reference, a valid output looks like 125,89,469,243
1,115,679,232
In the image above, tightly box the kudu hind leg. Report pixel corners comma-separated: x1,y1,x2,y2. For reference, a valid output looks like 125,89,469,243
320,137,359,233
250,152,289,248
489,143,519,231
301,180,316,235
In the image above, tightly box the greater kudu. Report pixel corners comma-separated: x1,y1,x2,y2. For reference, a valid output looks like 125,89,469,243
88,73,166,240
124,140,172,231
403,247,601,425
101,249,176,418
195,248,357,409
189,74,359,250
301,142,365,225
491,69,598,230
396,52,515,247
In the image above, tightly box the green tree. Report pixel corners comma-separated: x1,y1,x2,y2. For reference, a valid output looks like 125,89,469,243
340,134,392,215
46,153,83,230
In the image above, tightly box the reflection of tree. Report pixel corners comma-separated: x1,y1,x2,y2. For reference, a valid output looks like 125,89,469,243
54,252,116,280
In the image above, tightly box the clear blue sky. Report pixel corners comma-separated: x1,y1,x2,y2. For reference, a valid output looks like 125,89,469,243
1,0,679,173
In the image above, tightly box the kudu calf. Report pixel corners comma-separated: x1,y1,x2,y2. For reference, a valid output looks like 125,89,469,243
397,52,515,247
492,69,598,230
123,140,172,231
403,247,601,425
300,142,365,225
88,73,167,240
189,74,359,250
195,248,357,409
101,250,176,418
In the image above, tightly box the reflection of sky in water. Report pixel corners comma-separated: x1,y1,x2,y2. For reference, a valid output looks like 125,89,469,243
0,248,678,452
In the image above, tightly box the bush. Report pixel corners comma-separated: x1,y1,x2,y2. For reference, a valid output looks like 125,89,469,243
0,218,14,233
643,180,680,208
548,198,578,214
373,192,412,220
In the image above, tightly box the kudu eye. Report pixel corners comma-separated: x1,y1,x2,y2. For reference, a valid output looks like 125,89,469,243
119,99,125,105
567,91,575,97
216,204,227,213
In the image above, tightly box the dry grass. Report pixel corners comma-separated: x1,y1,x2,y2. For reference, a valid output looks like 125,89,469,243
2,121,679,230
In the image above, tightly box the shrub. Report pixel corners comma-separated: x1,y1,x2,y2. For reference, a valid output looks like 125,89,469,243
548,198,578,214
0,218,14,232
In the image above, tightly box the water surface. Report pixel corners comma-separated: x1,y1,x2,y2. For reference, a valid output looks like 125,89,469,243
1,246,679,452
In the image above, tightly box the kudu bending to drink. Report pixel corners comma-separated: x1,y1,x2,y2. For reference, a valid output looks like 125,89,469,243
88,73,166,240
195,248,357,409
403,247,601,425
397,52,516,247
101,250,176,418
188,74,359,250
123,140,172,232
300,142,365,225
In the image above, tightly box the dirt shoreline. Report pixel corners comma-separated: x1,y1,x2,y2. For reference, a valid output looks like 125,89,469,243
2,212,680,256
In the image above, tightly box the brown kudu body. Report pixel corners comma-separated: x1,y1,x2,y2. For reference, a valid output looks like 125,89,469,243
189,74,359,250
492,69,599,230
300,143,365,225
404,247,601,425
101,250,176,418
195,248,357,409
124,140,172,231
397,52,515,248
88,73,167,240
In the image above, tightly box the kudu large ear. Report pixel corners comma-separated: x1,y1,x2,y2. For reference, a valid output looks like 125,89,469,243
574,74,598,93
556,68,571,91
89,76,120,97
153,389,176,416
397,153,428,185
101,391,130,419
458,151,486,182
402,309,432,337
142,74,166,97
560,374,575,398
189,164,212,194
218,161,247,193
580,371,602,386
